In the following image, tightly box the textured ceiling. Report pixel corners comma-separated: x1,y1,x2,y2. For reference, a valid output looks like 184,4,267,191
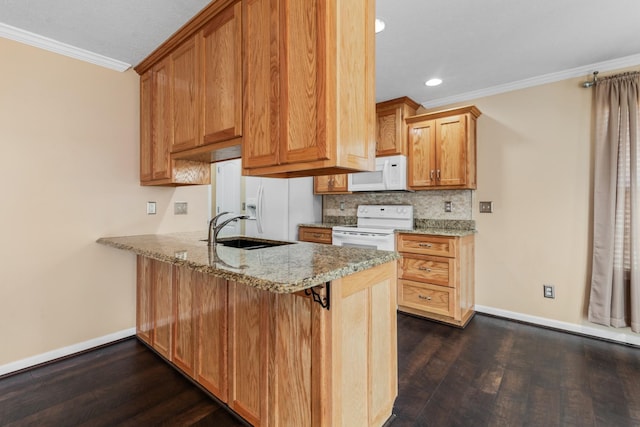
2,0,640,108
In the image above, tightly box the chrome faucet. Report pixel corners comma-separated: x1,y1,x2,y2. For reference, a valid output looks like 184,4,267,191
208,212,249,246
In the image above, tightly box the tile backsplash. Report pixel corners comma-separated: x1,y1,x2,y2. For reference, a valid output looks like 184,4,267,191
323,190,474,224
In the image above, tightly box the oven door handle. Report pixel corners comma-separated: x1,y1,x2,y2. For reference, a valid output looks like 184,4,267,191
332,232,393,240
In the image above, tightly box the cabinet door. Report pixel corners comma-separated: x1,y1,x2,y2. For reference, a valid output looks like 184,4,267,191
136,256,153,345
242,0,279,169
202,1,243,145
173,266,196,377
435,114,467,187
196,274,228,401
314,174,349,194
376,107,402,156
153,260,173,360
140,72,154,183
228,280,268,426
171,37,201,152
152,58,173,180
408,120,436,188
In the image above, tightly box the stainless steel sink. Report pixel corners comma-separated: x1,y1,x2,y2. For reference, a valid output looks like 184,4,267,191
208,237,294,250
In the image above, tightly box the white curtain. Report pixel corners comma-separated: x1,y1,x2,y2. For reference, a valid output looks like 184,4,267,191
588,72,640,333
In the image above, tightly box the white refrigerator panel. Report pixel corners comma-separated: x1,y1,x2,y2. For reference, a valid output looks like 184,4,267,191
244,177,321,241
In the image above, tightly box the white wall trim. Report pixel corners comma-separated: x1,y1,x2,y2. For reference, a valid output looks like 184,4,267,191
0,328,136,377
421,53,640,109
475,305,640,347
0,23,131,72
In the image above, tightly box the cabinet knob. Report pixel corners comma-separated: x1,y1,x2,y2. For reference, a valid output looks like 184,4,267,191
418,295,432,301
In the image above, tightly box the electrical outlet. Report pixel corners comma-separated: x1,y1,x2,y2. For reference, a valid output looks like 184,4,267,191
543,285,555,299
174,201,188,215
479,201,493,213
444,201,452,212
146,201,156,215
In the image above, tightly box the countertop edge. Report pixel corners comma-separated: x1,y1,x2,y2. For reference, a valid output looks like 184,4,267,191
97,237,399,294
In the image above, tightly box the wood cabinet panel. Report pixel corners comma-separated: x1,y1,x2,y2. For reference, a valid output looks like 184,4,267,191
228,280,268,426
437,115,467,187
408,120,436,187
399,279,454,318
140,73,153,183
298,226,332,244
314,174,349,194
202,1,242,145
173,266,196,377
375,96,420,157
406,105,480,190
397,233,475,328
242,0,375,177
153,261,174,359
400,254,454,287
152,58,172,181
171,37,201,152
136,256,153,345
196,274,228,400
397,234,456,257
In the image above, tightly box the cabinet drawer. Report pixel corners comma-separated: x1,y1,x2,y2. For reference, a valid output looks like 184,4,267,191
298,227,332,244
397,234,456,257
398,280,454,318
399,254,454,287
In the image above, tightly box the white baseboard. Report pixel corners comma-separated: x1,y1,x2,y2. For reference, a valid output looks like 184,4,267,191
0,328,136,377
475,305,640,346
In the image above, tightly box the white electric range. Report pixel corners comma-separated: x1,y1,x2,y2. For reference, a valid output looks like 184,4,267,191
332,205,413,251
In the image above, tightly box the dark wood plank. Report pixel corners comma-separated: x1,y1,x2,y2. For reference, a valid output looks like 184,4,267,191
1,314,639,427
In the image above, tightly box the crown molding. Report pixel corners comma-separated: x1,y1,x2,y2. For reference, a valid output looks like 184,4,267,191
0,23,131,72
421,53,640,109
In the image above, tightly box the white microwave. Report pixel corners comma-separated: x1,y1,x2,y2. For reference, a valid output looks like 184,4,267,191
348,155,408,192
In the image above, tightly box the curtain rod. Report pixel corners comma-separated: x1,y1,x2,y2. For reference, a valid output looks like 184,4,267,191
582,71,599,88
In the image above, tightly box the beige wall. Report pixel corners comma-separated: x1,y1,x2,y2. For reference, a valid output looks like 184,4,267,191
468,78,594,325
429,72,638,333
0,38,210,366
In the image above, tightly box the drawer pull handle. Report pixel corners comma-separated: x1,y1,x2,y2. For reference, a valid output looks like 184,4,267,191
312,233,323,238
418,243,432,248
418,295,432,301
418,267,432,272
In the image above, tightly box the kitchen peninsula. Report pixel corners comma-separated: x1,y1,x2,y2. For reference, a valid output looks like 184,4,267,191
98,232,399,427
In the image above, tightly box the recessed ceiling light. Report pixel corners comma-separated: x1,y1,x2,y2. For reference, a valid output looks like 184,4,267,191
375,18,386,34
425,78,443,87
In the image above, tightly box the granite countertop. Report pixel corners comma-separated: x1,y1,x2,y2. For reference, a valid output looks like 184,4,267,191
97,231,399,294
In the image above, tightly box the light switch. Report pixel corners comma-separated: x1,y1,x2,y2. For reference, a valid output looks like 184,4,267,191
146,201,156,215
479,201,493,213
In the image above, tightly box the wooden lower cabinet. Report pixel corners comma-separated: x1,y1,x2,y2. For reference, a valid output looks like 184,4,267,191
298,226,332,244
136,256,398,426
228,281,268,426
136,256,175,360
397,233,475,327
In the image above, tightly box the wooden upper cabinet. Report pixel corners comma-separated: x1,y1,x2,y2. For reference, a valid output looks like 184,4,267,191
376,96,421,157
406,106,481,190
314,174,350,194
242,0,376,177
202,1,243,145
139,57,210,186
152,58,173,181
140,72,154,183
171,37,202,153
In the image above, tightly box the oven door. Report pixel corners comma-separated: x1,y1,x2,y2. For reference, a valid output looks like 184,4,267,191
332,230,395,251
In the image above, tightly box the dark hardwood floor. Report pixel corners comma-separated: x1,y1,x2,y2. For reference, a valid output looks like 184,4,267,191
1,313,639,426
